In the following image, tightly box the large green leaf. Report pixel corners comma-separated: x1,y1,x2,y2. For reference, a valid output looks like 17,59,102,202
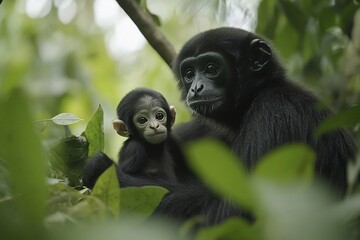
92,165,120,217
185,139,256,212
50,135,88,186
83,105,104,157
316,105,360,136
0,89,46,239
254,144,316,185
120,186,168,220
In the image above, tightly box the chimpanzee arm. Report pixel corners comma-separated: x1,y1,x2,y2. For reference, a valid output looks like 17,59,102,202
82,152,114,189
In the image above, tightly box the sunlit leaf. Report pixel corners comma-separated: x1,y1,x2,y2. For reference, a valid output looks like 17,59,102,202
185,139,256,212
0,89,46,238
120,186,168,220
254,144,315,185
51,113,82,125
316,105,360,136
92,165,120,217
196,217,259,240
83,105,104,157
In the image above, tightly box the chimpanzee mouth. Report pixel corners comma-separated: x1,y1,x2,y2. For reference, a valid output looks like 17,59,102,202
188,96,222,107
187,97,223,116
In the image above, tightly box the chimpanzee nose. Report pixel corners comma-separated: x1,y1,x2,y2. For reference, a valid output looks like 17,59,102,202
191,83,204,94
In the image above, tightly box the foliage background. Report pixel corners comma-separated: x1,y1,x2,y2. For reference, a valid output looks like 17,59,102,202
0,0,360,239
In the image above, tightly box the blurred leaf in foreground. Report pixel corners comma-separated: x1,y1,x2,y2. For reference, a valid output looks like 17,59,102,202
254,143,316,185
316,105,360,136
196,217,259,240
184,139,256,213
0,89,47,239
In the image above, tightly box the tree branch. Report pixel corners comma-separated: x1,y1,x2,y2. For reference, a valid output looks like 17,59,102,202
115,0,176,68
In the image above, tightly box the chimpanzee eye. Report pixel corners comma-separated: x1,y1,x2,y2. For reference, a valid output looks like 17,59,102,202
137,116,147,124
155,112,165,120
205,64,218,74
184,68,195,80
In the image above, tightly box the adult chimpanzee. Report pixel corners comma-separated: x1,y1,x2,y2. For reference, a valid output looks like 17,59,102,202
82,88,192,189
155,27,356,223
172,27,356,190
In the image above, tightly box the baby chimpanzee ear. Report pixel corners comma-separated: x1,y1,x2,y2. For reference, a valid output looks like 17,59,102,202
112,119,129,137
169,106,176,127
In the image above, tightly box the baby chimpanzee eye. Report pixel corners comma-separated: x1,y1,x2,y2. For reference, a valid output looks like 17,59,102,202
155,112,164,120
137,116,147,124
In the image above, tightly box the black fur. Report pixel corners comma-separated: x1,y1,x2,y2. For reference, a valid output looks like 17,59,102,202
82,152,114,189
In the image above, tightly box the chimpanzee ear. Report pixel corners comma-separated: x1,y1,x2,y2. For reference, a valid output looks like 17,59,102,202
169,106,176,127
248,39,272,72
112,119,129,137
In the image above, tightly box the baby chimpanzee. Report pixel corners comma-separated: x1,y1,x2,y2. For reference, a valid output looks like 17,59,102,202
83,88,192,189
112,88,192,184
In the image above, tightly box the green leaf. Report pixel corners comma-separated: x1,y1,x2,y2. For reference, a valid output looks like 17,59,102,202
196,217,260,240
316,105,360,136
185,139,256,212
50,135,88,186
83,105,104,157
92,165,120,217
0,89,46,238
120,186,168,220
254,144,316,185
278,0,307,36
51,113,82,125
